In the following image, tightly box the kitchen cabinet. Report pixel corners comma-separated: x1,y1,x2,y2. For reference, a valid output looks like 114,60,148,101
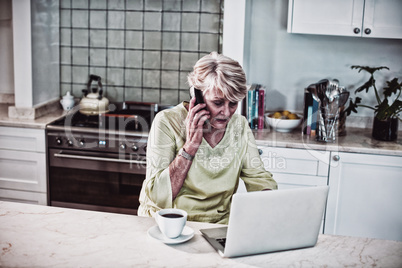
287,0,402,39
325,152,402,241
0,126,47,205
257,145,402,240
254,128,402,240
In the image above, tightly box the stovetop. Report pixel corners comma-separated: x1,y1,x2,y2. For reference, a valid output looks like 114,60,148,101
47,102,172,136
46,103,173,153
49,109,151,132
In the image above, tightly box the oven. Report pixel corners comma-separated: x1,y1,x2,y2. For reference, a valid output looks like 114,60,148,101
46,103,168,215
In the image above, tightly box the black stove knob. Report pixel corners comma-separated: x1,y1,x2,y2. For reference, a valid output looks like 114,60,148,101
119,143,126,150
131,144,139,151
56,137,62,145
79,139,85,147
67,140,74,146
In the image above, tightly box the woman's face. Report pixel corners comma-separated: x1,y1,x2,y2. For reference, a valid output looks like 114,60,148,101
203,89,238,130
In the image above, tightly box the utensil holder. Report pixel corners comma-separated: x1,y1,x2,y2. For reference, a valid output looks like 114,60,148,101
316,106,339,142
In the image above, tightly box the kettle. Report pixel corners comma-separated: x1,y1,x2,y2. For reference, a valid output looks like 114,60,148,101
60,91,75,111
79,74,109,115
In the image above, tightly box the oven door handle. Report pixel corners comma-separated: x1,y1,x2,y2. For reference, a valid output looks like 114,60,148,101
54,151,147,165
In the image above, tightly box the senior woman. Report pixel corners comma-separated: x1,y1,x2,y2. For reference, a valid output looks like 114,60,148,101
138,52,277,224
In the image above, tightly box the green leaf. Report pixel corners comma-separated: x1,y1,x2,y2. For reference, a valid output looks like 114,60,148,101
348,65,402,120
351,65,389,74
388,99,402,118
374,99,402,120
354,76,375,94
344,97,361,116
383,78,402,98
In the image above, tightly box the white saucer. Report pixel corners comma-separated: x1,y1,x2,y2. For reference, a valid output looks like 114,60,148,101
147,225,194,244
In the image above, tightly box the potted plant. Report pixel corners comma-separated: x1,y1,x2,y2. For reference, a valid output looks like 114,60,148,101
344,65,402,141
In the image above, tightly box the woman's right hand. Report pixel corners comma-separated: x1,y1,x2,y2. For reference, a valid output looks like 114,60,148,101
184,97,210,156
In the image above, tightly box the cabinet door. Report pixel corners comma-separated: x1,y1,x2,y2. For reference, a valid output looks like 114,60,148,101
362,0,402,39
325,152,402,241
288,0,364,37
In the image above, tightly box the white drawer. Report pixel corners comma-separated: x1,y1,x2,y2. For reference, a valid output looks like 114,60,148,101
259,146,330,177
0,126,45,153
0,188,47,205
274,173,328,190
0,149,46,192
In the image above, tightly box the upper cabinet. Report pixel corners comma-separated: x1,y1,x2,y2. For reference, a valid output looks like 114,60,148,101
287,0,402,39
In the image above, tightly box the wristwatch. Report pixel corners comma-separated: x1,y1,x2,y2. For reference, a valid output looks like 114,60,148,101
179,148,194,161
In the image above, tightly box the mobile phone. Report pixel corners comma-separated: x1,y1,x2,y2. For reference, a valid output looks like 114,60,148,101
194,88,205,106
190,87,209,127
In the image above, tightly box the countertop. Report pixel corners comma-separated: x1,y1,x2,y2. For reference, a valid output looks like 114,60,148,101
0,104,65,129
254,127,402,156
0,104,401,156
1,201,401,267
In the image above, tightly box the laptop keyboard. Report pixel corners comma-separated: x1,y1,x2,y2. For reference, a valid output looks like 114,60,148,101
216,238,226,247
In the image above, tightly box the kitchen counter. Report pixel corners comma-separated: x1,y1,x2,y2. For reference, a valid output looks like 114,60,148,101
1,102,401,156
1,201,401,267
254,127,402,156
0,104,65,129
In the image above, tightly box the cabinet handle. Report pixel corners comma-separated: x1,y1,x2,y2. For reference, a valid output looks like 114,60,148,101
364,28,371,35
353,28,360,34
332,155,340,161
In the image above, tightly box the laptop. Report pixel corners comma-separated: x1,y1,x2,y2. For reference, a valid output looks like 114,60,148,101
200,186,329,258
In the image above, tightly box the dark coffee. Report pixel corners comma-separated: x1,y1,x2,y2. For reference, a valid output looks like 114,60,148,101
162,213,183,218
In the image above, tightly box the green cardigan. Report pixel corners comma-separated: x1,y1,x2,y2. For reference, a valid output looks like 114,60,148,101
138,102,277,224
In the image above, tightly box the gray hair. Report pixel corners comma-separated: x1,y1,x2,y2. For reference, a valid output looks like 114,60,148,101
187,52,247,102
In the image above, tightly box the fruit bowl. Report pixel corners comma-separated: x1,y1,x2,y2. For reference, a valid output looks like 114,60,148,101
265,111,302,133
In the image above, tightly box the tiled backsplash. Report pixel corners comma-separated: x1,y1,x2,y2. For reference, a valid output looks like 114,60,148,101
60,0,223,105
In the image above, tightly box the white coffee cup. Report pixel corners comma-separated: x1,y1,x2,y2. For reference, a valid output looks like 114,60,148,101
155,208,187,239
